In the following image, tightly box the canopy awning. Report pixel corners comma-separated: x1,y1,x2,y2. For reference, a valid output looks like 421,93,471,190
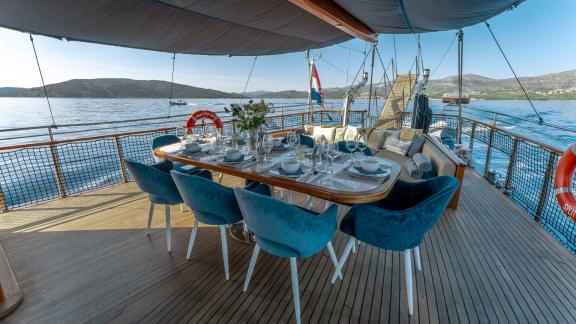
0,0,524,56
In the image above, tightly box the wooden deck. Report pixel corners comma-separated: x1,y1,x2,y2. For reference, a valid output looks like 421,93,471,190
0,171,575,323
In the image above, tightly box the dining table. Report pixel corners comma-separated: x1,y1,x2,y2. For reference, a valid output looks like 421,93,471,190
154,142,401,205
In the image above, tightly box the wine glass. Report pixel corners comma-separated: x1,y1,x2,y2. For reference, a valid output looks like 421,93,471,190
357,133,368,160
287,130,299,156
325,143,340,174
262,134,274,163
346,140,358,164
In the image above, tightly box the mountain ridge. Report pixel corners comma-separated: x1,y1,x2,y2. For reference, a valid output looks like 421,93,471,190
1,69,575,100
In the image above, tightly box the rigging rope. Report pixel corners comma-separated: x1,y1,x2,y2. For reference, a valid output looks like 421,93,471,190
168,53,176,117
239,56,258,104
375,47,394,92
485,21,543,124
29,34,56,127
346,41,351,87
430,34,456,78
319,57,353,80
393,35,398,76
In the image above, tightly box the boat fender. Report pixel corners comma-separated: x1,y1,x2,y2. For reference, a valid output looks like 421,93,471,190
186,110,223,131
554,144,576,221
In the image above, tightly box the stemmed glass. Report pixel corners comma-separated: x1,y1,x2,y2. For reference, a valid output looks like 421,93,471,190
346,140,358,164
357,133,368,160
287,130,299,157
325,142,340,174
262,134,274,163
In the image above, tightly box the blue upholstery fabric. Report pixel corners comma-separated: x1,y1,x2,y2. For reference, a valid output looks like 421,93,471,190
299,134,315,148
234,188,338,258
171,170,271,226
337,141,373,156
340,176,459,251
152,134,200,173
125,159,185,205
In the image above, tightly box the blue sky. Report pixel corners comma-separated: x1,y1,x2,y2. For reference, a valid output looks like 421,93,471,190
0,0,574,92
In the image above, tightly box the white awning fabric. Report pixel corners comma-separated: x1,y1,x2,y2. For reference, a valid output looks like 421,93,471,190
0,0,524,55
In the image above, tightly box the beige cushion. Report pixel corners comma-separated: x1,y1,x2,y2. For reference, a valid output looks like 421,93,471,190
384,138,412,156
304,125,314,135
399,128,423,141
343,126,360,141
312,126,336,143
421,142,456,177
367,129,387,150
334,127,348,142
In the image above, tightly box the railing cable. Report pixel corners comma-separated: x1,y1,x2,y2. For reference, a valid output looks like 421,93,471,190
430,34,456,78
29,34,56,127
239,56,258,104
485,21,544,124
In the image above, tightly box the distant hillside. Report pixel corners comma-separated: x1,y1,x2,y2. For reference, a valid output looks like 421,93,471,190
2,78,238,99
425,70,576,100
0,87,27,96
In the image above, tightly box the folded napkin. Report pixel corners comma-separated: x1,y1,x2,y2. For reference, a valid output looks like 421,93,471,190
354,166,386,176
413,153,433,173
403,159,423,179
224,155,244,163
278,167,304,176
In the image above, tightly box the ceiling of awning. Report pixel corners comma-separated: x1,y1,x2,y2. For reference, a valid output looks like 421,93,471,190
0,0,525,56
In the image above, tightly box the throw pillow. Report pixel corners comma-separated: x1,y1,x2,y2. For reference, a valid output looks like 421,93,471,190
399,128,423,141
304,125,314,135
313,126,336,143
407,136,426,157
367,129,387,150
343,126,360,141
334,127,348,142
383,134,412,156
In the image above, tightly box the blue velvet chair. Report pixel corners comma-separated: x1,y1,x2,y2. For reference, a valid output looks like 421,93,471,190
233,188,342,324
124,159,211,252
152,134,199,174
333,176,459,316
337,140,373,156
171,170,271,280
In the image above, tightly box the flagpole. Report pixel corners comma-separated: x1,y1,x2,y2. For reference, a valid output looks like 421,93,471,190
306,50,313,124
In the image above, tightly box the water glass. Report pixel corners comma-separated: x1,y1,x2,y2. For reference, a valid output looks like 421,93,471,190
262,134,274,163
326,143,339,174
346,140,358,163
287,130,299,156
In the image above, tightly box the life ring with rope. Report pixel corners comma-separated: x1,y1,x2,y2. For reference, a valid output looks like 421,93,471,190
554,144,576,221
185,110,223,131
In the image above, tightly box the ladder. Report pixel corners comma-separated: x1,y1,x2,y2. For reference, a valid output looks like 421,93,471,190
377,74,417,129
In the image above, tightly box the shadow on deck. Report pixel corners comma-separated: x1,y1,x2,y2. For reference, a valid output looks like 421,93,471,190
0,171,575,323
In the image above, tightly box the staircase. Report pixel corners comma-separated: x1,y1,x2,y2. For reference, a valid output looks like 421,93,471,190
377,74,417,129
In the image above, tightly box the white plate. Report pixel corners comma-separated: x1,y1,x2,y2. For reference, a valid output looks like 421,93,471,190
269,166,309,178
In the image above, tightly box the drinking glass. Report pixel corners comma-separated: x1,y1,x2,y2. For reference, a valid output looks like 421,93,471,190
262,134,274,163
346,140,358,163
326,143,340,174
287,130,299,157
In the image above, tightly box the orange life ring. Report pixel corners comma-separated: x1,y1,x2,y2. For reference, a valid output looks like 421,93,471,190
185,110,223,130
554,144,576,221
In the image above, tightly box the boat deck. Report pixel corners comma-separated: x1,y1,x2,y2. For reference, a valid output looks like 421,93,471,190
0,170,575,323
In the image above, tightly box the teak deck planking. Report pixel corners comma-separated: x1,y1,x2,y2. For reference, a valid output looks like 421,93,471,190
0,171,574,323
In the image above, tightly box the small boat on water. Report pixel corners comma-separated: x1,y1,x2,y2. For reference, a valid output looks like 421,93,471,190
169,99,187,106
442,93,470,104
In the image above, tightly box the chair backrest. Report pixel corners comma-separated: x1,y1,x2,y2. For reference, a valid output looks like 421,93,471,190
152,135,180,162
234,188,337,258
344,176,458,251
124,159,182,205
171,170,243,225
152,135,180,150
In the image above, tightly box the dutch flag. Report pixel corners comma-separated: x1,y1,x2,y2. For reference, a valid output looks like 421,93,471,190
310,63,324,105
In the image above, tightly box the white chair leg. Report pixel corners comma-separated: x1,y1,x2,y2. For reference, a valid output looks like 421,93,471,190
404,249,414,316
165,205,172,252
220,225,229,280
146,202,155,235
326,241,342,280
414,246,422,271
243,244,261,292
187,219,200,259
331,238,355,283
290,257,302,324
287,191,293,204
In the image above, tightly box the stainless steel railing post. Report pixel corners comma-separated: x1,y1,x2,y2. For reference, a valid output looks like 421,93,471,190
468,122,476,150
504,138,520,195
115,136,129,183
483,127,495,180
535,151,557,222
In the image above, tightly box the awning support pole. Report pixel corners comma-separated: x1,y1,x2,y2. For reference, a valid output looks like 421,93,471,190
367,42,377,125
456,29,464,145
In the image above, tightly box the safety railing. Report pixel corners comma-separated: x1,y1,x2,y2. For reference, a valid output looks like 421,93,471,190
0,108,365,212
425,113,576,253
